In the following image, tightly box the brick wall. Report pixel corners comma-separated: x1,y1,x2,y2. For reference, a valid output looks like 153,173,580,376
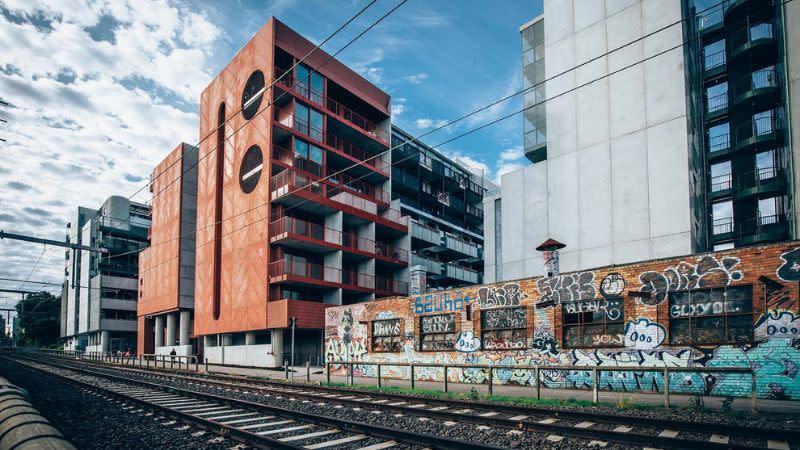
324,241,800,399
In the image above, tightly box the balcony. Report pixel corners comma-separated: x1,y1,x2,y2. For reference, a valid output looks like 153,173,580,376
706,92,728,118
732,67,779,108
273,112,389,177
466,204,484,221
270,168,407,232
410,220,441,246
375,276,409,297
709,173,733,198
730,23,777,61
697,4,725,34
411,254,443,275
736,213,789,246
734,166,786,200
274,66,388,145
440,232,479,259
708,132,732,160
391,167,419,193
269,259,344,289
712,217,734,240
269,216,341,251
374,241,409,264
444,263,481,284
734,115,783,153
703,50,726,79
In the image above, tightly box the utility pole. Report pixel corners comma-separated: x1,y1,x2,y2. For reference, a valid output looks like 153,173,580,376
290,317,297,381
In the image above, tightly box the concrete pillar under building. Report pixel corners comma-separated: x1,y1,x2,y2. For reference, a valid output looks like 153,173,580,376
179,311,190,346
166,312,177,347
245,331,256,345
272,329,284,367
100,330,109,352
154,315,164,347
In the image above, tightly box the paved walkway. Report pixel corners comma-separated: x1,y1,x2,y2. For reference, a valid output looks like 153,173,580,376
197,363,800,415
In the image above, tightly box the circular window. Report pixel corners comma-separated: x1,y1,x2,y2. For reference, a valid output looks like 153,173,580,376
239,145,263,194
241,70,265,120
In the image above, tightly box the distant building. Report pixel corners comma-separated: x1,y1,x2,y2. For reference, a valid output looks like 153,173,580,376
391,126,492,291
137,143,198,357
485,0,800,282
61,196,151,352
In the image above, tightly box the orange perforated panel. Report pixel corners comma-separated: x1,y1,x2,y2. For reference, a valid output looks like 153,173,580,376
194,20,274,336
138,144,183,317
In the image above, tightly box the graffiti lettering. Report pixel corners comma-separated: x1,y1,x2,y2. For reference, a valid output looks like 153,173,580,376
755,311,800,339
372,319,400,336
454,330,481,353
536,272,596,305
531,331,560,357
481,307,527,330
624,318,665,350
600,273,625,298
478,283,527,309
564,298,623,321
325,338,367,362
414,290,472,314
420,314,456,334
777,248,800,282
639,255,743,306
591,334,624,346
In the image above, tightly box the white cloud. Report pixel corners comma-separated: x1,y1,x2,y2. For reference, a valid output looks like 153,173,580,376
404,72,428,84
0,0,221,286
495,162,525,181
391,97,406,117
364,66,383,84
415,118,448,129
499,145,524,161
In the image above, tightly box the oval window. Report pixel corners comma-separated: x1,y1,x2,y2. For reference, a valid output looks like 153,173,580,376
239,145,263,194
241,70,265,120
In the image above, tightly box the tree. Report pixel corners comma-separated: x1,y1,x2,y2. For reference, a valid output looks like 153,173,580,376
15,291,60,347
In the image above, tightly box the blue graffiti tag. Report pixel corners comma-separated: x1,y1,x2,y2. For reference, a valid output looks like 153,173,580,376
414,290,473,314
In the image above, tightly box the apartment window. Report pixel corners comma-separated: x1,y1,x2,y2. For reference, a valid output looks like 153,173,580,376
668,286,753,345
707,122,730,153
759,197,781,225
714,242,735,251
295,102,324,141
712,200,733,235
703,40,725,71
710,161,732,192
419,314,456,351
253,330,272,345
371,319,402,352
749,23,773,42
481,307,527,350
751,66,777,90
752,110,775,136
422,181,432,195
562,298,625,348
706,82,728,113
756,150,778,180
295,64,324,104
293,139,323,175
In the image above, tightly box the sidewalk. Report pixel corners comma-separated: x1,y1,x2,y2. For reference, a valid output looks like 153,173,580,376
200,362,800,415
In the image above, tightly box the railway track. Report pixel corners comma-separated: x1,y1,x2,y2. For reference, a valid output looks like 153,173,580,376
4,355,497,450
14,352,800,450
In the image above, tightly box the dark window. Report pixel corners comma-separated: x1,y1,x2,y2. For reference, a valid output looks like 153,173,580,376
254,330,272,345
562,298,625,348
241,70,265,120
371,319,402,352
481,307,527,350
668,285,753,345
419,314,456,351
239,145,263,194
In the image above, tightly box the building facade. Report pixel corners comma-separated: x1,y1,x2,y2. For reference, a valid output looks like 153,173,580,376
326,240,800,400
61,196,151,352
391,126,488,292
137,143,198,357
193,18,409,367
485,0,799,283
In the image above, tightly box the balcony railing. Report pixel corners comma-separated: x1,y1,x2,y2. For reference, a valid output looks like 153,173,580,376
443,232,479,258
710,173,733,193
326,96,389,143
466,204,484,219
712,217,734,236
411,221,440,245
734,67,778,96
342,270,375,290
706,92,728,114
269,216,336,243
273,144,324,176
704,50,726,72
445,264,480,284
375,241,409,263
411,254,442,274
269,259,341,284
708,133,730,154
735,115,781,143
274,112,387,173
737,166,784,190
375,276,409,296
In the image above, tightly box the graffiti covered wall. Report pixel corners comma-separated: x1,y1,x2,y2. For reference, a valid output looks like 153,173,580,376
324,242,800,399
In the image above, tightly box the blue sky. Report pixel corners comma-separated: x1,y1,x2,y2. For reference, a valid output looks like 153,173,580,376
0,0,541,294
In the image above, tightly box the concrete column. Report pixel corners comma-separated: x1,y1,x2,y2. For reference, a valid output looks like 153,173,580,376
166,312,177,347
410,265,427,296
179,311,190,346
154,315,164,348
100,330,109,352
272,329,284,367
245,331,256,345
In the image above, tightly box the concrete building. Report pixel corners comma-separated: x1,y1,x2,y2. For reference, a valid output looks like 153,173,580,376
137,143,198,357
485,0,799,282
391,126,490,292
61,196,151,352
193,18,409,367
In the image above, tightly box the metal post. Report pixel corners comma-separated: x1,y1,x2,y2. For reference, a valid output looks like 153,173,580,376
592,368,599,404
535,367,541,399
306,361,310,382
410,364,415,390
162,356,165,368
663,368,670,408
377,364,382,388
751,371,757,413
326,363,331,384
443,366,448,393
349,363,354,386
285,364,289,379
488,367,493,396
195,356,199,372
290,317,296,382
146,357,150,368
205,358,208,372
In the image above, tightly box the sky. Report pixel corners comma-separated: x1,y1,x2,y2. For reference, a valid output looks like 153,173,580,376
0,0,542,300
